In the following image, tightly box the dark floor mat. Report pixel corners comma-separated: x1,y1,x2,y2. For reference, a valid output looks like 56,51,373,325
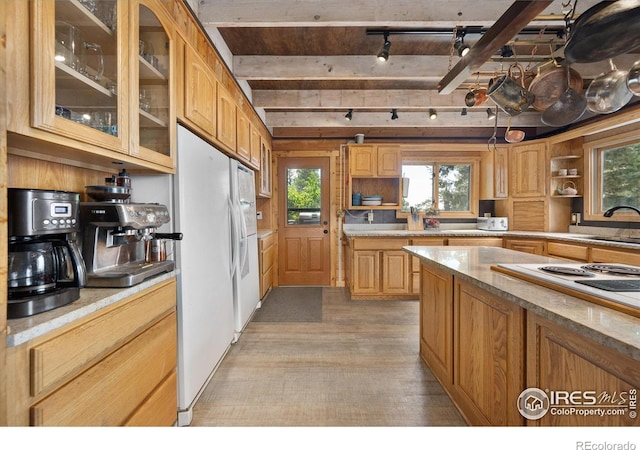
252,287,323,322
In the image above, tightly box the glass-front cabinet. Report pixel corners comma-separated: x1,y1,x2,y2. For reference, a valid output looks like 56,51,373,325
132,1,174,167
30,0,174,169
32,0,127,151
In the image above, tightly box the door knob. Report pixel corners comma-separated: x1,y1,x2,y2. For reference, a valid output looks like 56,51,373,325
323,229,328,234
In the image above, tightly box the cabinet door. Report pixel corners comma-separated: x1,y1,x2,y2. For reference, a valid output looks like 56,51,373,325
132,1,174,168
376,146,401,177
453,280,524,426
236,109,251,163
250,124,261,169
31,0,127,152
494,146,509,198
526,313,640,426
183,43,216,137
511,142,546,197
349,145,376,176
258,137,272,197
420,265,454,386
216,82,237,151
352,251,379,294
381,250,410,294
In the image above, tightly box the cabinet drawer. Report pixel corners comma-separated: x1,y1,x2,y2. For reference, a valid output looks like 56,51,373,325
590,247,640,266
31,312,177,426
30,279,176,397
547,241,589,261
259,233,274,251
447,237,504,247
124,370,177,426
353,238,409,251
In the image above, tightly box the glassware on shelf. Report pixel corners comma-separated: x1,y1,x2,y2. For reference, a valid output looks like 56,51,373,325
139,89,152,113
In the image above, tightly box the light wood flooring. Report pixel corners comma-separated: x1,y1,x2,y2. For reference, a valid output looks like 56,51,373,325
190,287,466,426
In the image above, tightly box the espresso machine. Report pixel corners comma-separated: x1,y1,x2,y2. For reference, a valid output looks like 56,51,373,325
7,189,87,319
79,202,180,287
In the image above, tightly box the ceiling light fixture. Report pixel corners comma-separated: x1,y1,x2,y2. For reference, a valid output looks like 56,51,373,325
429,109,437,120
486,108,496,121
391,109,398,120
345,109,353,121
454,29,471,57
499,45,514,58
377,31,391,62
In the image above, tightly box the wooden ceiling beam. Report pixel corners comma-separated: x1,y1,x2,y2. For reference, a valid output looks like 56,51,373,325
437,0,554,94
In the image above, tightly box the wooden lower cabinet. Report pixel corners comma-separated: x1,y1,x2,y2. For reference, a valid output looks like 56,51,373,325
452,279,525,426
258,233,274,299
349,238,413,300
6,279,178,426
526,313,639,426
546,240,589,261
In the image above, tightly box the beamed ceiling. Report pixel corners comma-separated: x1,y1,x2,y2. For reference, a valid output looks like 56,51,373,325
195,0,640,141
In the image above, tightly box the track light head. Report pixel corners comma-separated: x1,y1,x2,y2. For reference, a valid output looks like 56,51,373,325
499,45,514,58
391,109,398,120
429,109,437,120
486,108,496,120
377,32,391,62
461,107,468,116
454,29,470,57
345,109,353,121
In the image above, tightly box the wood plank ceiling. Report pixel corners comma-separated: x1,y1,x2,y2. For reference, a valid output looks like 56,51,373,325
195,0,640,141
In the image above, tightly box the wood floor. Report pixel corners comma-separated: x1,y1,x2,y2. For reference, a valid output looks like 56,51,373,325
190,287,467,426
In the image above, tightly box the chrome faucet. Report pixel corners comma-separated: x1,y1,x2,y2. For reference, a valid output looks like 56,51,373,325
603,205,640,217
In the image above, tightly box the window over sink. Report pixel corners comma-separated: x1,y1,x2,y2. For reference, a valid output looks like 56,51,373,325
587,136,640,221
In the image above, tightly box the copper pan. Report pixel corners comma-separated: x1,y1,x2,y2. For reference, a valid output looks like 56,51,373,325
528,60,583,112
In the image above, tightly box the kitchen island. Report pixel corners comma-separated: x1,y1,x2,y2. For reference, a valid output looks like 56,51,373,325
404,245,640,427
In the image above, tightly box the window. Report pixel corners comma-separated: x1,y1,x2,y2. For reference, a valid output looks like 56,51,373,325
286,167,322,225
590,139,640,220
401,159,477,218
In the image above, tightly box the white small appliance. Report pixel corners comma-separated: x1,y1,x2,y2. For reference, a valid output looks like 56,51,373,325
477,216,509,231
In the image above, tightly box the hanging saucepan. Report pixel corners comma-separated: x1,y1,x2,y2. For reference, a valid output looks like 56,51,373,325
487,63,535,116
528,59,583,112
585,59,633,114
504,116,525,143
564,0,640,64
541,64,587,127
626,59,640,96
465,87,487,107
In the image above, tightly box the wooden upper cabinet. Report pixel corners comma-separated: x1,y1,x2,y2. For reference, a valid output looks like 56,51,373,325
236,109,251,163
349,145,401,177
216,82,237,151
182,43,216,138
376,145,402,177
511,142,546,197
494,146,509,198
349,145,377,176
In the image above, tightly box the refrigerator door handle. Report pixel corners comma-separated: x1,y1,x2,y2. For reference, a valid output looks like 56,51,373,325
237,199,249,272
228,197,239,279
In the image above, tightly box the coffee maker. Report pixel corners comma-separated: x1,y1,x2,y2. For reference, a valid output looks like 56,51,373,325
8,189,87,319
79,202,178,287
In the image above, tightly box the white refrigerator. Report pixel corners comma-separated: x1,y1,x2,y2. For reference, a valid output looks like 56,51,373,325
230,159,261,341
174,125,260,426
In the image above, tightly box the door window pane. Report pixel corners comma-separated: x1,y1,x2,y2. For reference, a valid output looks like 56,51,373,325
286,168,321,225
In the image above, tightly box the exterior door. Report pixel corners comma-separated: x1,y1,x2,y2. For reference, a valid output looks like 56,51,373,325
278,157,331,285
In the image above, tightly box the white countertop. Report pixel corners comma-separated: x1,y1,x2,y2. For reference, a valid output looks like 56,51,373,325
6,271,178,347
404,246,640,360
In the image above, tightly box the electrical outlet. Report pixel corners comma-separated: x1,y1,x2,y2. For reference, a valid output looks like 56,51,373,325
367,212,374,223
256,211,263,220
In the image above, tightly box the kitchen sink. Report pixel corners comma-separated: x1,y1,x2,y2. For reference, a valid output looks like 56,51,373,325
590,236,640,245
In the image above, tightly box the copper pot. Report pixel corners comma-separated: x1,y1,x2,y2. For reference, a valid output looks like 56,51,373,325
464,88,487,107
504,117,524,143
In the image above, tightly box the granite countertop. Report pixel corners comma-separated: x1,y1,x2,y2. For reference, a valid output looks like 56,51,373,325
6,271,178,348
404,246,640,360
343,225,640,250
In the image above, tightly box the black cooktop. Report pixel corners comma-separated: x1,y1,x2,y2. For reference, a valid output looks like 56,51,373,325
575,279,640,292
